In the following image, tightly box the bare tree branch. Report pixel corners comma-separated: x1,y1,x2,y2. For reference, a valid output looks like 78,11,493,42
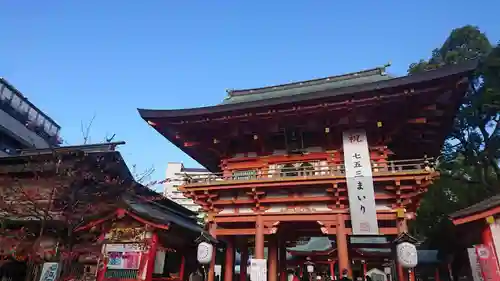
80,113,96,145
131,164,155,184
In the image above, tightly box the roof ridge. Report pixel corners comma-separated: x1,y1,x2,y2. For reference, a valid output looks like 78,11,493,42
227,63,391,97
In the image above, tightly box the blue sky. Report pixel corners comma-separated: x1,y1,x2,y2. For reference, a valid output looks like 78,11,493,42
1,1,498,191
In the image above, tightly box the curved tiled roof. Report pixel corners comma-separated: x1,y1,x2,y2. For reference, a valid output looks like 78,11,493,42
222,65,392,104
287,237,334,253
138,59,477,119
123,193,217,243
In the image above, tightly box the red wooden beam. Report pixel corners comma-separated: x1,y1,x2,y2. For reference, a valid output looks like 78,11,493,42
452,206,500,226
75,208,170,232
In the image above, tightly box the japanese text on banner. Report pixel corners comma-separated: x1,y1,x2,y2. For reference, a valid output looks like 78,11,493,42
342,130,379,235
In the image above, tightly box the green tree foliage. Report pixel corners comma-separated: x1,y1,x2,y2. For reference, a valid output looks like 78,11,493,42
408,25,500,259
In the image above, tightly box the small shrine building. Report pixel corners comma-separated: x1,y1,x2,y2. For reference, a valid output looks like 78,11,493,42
139,61,477,281
0,143,215,281
449,194,500,280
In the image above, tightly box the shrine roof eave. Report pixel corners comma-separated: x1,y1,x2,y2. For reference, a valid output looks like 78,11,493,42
122,194,217,243
77,194,217,244
137,60,477,121
0,142,132,179
287,249,335,256
134,185,198,217
138,60,477,172
450,194,500,225
0,143,199,219
286,237,335,254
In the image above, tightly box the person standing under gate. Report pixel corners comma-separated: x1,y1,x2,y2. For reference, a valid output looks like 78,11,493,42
340,269,351,281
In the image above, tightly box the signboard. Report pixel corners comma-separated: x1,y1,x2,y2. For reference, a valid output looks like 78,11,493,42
105,228,147,242
468,248,485,281
342,129,379,235
250,259,267,281
39,262,59,281
475,244,500,281
104,244,143,270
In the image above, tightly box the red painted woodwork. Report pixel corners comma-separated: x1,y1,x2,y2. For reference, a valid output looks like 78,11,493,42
255,215,265,259
76,208,170,232
208,223,217,281
96,254,107,281
269,238,278,281
224,239,235,281
397,264,405,281
409,269,416,281
240,246,249,281
453,206,500,225
279,242,287,281
180,256,186,281
146,233,159,281
336,214,351,277
329,261,335,279
139,63,475,281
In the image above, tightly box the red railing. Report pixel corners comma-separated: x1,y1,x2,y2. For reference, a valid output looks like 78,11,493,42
176,158,435,186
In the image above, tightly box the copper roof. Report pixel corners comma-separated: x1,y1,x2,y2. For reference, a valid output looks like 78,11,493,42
223,65,392,104
138,60,478,172
138,60,477,119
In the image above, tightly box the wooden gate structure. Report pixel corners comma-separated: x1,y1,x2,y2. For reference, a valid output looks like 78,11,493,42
139,61,477,281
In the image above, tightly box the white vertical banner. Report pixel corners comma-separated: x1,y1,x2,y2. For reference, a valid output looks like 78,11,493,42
342,129,379,235
154,249,166,274
467,248,485,281
250,259,267,281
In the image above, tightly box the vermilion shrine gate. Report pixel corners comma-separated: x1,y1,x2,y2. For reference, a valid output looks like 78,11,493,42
139,61,476,281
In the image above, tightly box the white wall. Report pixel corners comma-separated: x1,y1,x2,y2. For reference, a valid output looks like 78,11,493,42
164,162,205,214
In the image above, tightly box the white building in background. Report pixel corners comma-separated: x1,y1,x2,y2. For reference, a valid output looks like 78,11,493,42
164,162,209,213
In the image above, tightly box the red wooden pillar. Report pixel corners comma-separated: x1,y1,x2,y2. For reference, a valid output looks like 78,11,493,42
255,215,265,259
329,261,336,280
482,223,494,245
146,233,159,281
96,250,108,281
240,244,249,281
279,240,287,281
362,261,367,276
269,237,278,281
408,269,415,281
225,238,235,281
336,214,351,277
397,215,408,281
180,256,186,281
434,267,440,281
208,222,218,281
397,265,405,281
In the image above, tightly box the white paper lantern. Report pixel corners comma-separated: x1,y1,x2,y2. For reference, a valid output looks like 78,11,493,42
197,242,213,264
306,264,314,273
396,242,418,268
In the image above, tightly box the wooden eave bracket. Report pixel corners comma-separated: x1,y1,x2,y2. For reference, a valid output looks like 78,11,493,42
317,220,336,234
264,221,281,234
246,188,266,202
